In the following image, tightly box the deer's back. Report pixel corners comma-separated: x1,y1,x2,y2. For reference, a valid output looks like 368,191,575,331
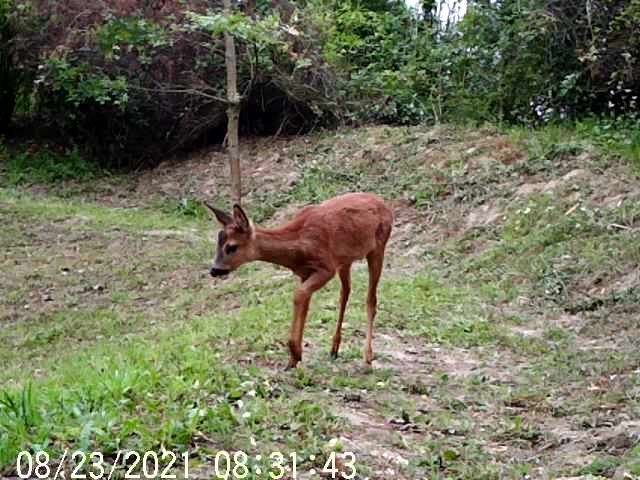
294,193,393,266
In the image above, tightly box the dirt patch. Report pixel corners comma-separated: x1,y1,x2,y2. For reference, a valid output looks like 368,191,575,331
129,136,308,209
465,201,503,229
376,333,521,384
332,401,421,479
339,407,388,431
515,179,561,197
471,136,526,166
510,325,544,338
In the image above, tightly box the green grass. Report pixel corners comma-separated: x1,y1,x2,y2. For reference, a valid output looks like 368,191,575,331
0,262,345,467
0,191,499,476
576,117,640,172
457,191,640,312
0,189,206,232
0,144,100,185
508,118,640,174
2,123,640,478
244,125,464,218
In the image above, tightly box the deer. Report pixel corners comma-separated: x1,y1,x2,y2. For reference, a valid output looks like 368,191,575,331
205,192,394,369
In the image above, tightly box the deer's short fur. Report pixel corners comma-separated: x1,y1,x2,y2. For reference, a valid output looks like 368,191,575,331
207,192,394,369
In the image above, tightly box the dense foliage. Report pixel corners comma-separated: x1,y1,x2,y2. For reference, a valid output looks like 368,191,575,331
320,0,640,125
457,0,640,122
1,0,638,165
6,0,338,165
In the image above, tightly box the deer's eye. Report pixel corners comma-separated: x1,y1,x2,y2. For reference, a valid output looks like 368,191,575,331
225,244,238,255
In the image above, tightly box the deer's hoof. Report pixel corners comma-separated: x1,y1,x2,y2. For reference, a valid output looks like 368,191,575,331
364,354,373,370
330,350,339,360
285,360,299,370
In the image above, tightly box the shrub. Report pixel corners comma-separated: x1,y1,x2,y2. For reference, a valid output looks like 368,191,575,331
12,0,339,167
318,0,640,126
7,0,640,164
3,145,99,185
576,116,640,170
317,1,451,125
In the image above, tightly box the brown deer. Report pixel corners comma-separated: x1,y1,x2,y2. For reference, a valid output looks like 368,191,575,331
205,193,394,369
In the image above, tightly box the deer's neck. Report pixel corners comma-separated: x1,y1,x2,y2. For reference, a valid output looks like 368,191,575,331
254,227,306,271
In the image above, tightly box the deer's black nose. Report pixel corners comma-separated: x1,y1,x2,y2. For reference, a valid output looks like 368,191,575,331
210,267,230,277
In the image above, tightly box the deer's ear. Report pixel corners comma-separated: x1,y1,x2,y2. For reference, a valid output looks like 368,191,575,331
232,204,251,232
204,202,233,226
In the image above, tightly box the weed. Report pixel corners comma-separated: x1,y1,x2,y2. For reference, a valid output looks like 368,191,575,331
0,384,42,466
576,116,640,172
579,456,621,476
2,146,99,185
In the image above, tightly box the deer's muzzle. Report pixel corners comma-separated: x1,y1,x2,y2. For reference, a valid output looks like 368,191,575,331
210,267,230,277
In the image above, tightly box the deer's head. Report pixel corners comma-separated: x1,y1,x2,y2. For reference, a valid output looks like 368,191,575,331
205,203,256,277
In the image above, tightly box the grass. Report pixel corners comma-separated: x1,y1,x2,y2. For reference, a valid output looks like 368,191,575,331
0,144,100,185
0,189,205,232
1,123,640,478
576,116,640,172
508,117,640,174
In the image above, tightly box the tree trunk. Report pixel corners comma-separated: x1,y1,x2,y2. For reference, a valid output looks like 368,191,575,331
0,51,16,134
0,10,16,135
223,0,242,205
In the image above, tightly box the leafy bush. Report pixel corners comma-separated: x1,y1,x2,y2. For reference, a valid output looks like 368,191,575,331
97,17,170,59
319,2,440,124
457,0,640,123
576,116,640,170
3,145,99,185
317,0,639,126
11,0,339,166
6,0,640,165
40,58,129,108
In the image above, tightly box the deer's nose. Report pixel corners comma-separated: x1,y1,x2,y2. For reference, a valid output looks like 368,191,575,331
210,267,230,277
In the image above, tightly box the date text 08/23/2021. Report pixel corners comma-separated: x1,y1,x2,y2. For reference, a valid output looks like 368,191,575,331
14,450,358,479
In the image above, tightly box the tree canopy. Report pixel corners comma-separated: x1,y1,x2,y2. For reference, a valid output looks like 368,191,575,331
1,0,638,165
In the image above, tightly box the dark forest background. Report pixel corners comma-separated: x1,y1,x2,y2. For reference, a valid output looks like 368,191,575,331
1,0,639,167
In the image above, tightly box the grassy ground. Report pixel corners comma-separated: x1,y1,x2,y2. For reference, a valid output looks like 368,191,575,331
1,125,639,479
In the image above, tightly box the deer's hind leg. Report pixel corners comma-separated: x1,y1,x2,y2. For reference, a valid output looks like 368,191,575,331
363,220,392,367
364,250,384,366
364,219,391,367
331,263,352,359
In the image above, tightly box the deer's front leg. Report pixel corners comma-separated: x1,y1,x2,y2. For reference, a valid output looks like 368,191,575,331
287,269,334,369
287,289,310,369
